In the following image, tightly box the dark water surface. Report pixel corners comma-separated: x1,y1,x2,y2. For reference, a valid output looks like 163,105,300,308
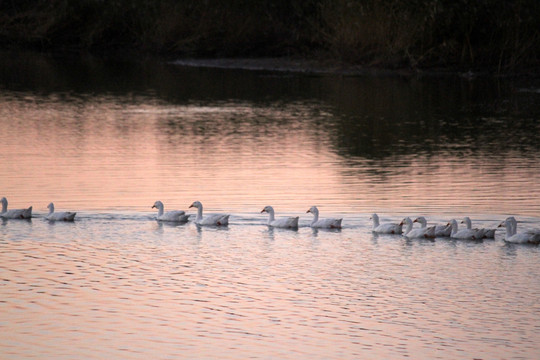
1,52,539,359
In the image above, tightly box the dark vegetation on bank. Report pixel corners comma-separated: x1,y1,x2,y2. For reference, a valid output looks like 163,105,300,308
1,0,539,73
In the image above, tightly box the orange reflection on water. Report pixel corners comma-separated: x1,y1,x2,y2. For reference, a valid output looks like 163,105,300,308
1,95,539,217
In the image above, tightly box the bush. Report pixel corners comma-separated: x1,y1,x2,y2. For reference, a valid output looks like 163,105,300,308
0,0,538,71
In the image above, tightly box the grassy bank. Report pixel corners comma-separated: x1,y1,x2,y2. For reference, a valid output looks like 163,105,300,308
1,0,539,72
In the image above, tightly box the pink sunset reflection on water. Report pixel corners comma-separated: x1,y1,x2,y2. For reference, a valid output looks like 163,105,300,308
1,94,539,217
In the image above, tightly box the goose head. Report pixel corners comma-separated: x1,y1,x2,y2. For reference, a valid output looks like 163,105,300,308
152,200,164,209
461,217,472,229
189,201,202,209
399,217,412,226
261,206,274,214
447,219,459,231
307,206,319,215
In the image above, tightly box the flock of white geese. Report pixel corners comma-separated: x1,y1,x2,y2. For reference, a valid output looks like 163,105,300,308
2,197,539,244
371,214,539,244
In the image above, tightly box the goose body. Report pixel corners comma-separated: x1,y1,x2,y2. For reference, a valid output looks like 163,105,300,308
261,206,299,229
1,197,32,219
414,216,451,237
462,217,495,239
307,206,342,229
505,216,540,237
46,202,76,221
189,201,229,226
370,213,402,234
498,218,540,244
152,201,189,222
401,217,435,238
448,219,483,240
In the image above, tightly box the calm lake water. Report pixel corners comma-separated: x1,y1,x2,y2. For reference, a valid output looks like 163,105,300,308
1,51,540,359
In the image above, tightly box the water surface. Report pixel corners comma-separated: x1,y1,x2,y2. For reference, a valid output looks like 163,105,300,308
1,52,539,359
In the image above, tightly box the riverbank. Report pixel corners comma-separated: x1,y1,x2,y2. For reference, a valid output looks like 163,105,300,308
170,57,403,76
170,57,540,78
2,0,539,75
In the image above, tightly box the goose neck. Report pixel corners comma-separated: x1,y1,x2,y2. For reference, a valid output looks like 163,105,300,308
267,209,275,223
505,221,514,238
450,220,458,235
372,214,379,228
404,218,413,235
510,218,517,235
311,211,319,225
157,204,164,217
196,206,203,222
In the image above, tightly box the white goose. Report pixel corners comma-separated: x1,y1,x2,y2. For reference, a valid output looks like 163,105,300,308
400,217,435,238
414,216,451,237
448,219,484,240
370,213,402,234
1,197,32,219
498,218,540,244
152,201,189,222
189,201,229,226
46,202,76,221
261,206,299,229
462,217,495,238
505,216,540,237
307,206,342,229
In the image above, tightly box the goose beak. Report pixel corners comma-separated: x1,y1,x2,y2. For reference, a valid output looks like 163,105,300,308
152,205,156,209
306,209,311,213
189,204,194,208
260,209,266,213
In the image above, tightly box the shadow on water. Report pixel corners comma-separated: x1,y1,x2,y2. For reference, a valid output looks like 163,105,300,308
2,50,539,163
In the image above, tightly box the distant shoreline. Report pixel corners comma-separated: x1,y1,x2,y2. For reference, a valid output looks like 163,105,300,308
168,57,537,78
2,48,538,78
170,58,408,76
